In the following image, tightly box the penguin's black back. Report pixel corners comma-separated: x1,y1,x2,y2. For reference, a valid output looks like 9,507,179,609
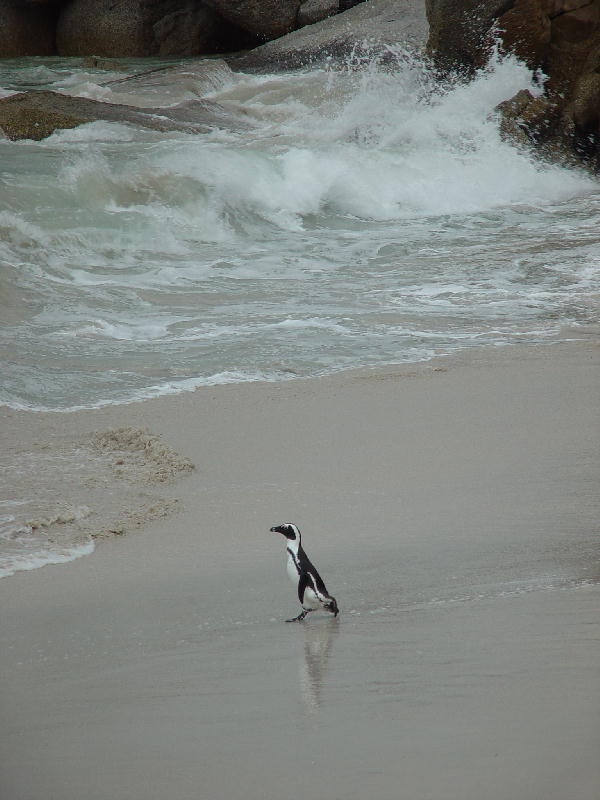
297,544,330,597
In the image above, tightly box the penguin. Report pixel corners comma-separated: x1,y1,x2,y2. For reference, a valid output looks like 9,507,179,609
270,523,339,622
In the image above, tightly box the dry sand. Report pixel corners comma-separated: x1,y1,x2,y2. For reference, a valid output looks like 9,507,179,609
1,340,599,800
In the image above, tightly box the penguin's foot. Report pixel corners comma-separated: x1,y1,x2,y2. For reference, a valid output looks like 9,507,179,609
286,609,310,623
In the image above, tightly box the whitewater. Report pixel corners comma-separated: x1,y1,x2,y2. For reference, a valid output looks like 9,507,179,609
0,49,598,414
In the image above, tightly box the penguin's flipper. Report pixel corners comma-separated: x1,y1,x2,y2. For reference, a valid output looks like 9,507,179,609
297,570,311,605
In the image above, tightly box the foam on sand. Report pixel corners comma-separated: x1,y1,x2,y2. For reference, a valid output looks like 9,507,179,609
0,426,194,578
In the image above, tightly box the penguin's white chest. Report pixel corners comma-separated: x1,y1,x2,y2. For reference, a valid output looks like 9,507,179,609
286,551,300,584
301,586,320,610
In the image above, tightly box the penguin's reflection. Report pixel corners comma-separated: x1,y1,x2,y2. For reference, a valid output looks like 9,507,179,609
298,616,339,712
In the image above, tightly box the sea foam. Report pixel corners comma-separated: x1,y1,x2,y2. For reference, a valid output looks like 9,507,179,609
0,48,598,411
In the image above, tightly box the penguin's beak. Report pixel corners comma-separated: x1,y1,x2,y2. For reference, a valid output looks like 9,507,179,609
270,526,281,534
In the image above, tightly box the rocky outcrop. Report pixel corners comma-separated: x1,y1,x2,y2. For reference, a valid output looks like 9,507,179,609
567,40,600,161
233,0,428,71
425,0,506,71
0,0,379,59
202,0,300,39
0,0,363,58
56,0,253,57
1,0,310,58
495,88,565,157
426,0,600,170
0,90,248,141
0,0,59,57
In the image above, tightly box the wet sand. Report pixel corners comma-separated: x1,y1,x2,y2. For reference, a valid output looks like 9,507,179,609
1,341,599,800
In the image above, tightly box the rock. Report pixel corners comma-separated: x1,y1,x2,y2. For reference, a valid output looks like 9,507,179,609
99,59,239,106
565,38,600,166
0,92,90,141
425,0,504,71
150,2,253,55
232,0,429,71
496,88,560,146
494,0,552,69
0,90,250,141
56,0,152,57
298,0,339,27
201,0,301,39
0,0,58,56
426,0,600,169
56,0,253,58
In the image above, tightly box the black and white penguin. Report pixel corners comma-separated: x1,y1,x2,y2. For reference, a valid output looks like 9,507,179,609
270,523,339,622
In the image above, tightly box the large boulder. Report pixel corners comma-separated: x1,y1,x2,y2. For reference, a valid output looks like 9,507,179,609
426,0,600,78
426,0,600,170
563,28,600,164
425,0,506,71
201,0,301,39
232,0,428,71
0,0,59,56
495,88,563,154
56,0,253,57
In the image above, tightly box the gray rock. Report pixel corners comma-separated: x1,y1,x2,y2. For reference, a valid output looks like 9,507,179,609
0,0,58,57
232,0,429,71
0,90,249,141
202,0,301,39
56,0,144,57
56,0,251,58
298,0,339,27
100,59,241,107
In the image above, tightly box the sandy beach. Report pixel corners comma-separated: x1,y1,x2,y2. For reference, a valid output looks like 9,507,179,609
1,340,599,800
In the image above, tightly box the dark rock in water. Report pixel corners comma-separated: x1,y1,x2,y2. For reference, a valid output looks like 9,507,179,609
0,92,89,141
202,0,301,39
0,0,59,57
565,41,600,167
426,0,600,171
232,0,428,71
0,90,249,141
56,0,254,57
496,89,563,154
425,0,502,72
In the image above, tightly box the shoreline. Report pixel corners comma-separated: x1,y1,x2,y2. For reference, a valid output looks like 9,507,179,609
2,339,599,800
1,324,597,414
1,333,599,582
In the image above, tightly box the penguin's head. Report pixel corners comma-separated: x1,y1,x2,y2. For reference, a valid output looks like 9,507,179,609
326,597,339,617
270,523,300,542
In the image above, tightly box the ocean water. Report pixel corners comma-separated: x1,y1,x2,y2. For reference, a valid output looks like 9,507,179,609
0,49,598,413
1,48,599,577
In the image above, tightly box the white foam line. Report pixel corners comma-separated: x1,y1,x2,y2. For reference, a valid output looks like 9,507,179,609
0,540,95,580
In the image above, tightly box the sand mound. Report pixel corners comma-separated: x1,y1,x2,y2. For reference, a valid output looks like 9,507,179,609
0,425,195,576
91,427,195,484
